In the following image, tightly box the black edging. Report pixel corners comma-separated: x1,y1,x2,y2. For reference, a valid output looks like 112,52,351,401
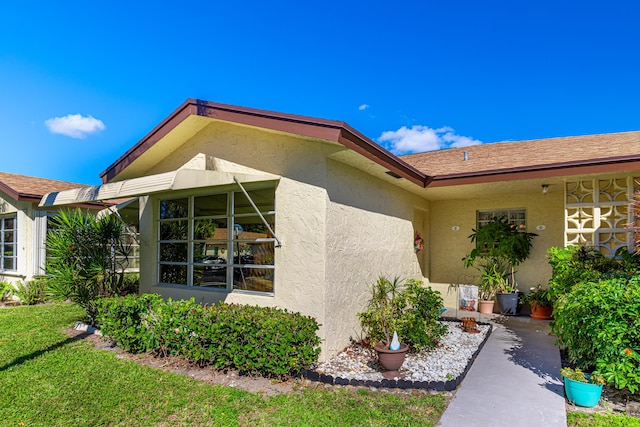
299,319,493,391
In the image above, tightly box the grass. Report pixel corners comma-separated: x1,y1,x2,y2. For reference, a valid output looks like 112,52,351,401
567,411,640,427
0,303,446,426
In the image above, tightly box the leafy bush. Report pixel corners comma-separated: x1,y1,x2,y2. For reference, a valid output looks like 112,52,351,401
96,295,322,377
552,276,640,393
547,246,619,302
12,279,47,305
96,293,163,353
358,277,447,351
46,209,138,324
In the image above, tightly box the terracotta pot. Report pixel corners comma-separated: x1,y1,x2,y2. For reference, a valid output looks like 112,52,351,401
374,342,409,379
478,300,494,314
530,302,553,320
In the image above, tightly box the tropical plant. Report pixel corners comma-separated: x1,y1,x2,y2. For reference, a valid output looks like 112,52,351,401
357,276,447,351
45,208,138,323
463,216,536,291
474,258,509,300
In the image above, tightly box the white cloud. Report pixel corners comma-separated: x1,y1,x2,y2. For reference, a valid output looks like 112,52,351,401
45,114,106,139
378,125,482,154
358,104,370,111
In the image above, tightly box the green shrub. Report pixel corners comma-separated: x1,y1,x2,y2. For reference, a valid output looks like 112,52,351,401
96,295,322,377
547,246,612,302
358,277,447,351
12,279,47,305
144,298,207,358
96,293,163,353
552,276,640,393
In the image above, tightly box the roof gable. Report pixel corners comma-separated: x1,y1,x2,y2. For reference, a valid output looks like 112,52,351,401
100,99,430,188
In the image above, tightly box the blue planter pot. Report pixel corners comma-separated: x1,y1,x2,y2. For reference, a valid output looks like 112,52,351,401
563,376,603,407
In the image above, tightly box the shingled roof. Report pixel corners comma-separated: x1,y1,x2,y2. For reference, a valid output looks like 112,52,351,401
0,172,90,203
401,131,640,181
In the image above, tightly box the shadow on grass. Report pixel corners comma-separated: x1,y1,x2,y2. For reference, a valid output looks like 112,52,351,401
0,331,92,372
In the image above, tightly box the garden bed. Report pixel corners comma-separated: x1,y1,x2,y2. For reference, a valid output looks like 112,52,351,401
302,319,492,391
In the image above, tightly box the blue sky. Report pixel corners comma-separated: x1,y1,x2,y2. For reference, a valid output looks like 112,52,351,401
1,1,639,185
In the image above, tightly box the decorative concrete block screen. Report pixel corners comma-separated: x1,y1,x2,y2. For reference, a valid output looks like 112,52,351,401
565,177,639,255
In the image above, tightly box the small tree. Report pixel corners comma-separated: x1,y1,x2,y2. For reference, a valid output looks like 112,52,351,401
46,208,137,323
463,216,536,290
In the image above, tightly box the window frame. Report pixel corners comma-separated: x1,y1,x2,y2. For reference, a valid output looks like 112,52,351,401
157,187,276,295
0,214,17,272
477,208,527,231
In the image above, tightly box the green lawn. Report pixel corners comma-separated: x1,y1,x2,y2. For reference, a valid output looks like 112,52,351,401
567,411,640,427
0,303,446,426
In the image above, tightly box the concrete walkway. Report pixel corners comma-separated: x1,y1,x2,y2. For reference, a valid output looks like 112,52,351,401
438,314,566,427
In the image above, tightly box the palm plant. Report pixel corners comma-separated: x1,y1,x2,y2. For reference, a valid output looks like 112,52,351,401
46,209,137,323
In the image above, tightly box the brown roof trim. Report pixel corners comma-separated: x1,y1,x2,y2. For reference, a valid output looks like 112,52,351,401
337,125,430,187
429,155,640,187
0,182,20,202
100,99,431,187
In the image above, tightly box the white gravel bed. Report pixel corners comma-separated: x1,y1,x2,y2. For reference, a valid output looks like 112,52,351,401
314,321,490,382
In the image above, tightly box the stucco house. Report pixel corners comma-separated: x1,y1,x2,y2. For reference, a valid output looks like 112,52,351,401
0,172,110,285
40,99,640,359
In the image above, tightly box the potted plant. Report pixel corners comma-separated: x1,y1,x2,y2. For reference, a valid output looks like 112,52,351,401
463,217,536,315
474,258,509,314
357,276,409,378
521,285,553,319
357,276,447,378
560,367,605,407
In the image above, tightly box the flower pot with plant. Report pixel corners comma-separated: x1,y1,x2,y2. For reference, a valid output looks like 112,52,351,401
473,258,509,313
522,285,553,319
357,276,447,378
463,217,536,315
560,367,605,407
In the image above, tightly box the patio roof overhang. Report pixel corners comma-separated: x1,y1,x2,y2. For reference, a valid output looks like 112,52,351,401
39,168,280,207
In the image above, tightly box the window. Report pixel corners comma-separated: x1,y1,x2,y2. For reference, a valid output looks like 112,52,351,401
1,215,17,271
158,187,275,293
477,209,527,231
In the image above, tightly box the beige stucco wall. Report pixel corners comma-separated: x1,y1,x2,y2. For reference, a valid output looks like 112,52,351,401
428,188,566,300
133,121,446,359
323,159,433,356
